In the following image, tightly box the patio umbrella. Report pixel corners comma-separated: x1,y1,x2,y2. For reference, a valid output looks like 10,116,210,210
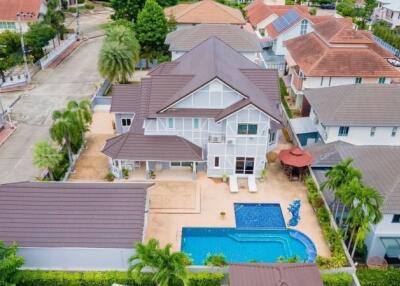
278,147,313,168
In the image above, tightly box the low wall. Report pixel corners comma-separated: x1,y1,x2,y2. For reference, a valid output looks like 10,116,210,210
0,73,27,88
39,34,77,69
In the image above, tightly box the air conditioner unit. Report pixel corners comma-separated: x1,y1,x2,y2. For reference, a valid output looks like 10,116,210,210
210,135,222,143
227,138,235,145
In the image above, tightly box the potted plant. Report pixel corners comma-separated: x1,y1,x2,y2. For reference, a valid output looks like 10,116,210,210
260,168,267,182
148,170,156,179
122,168,129,179
105,171,115,182
222,173,228,183
220,211,226,219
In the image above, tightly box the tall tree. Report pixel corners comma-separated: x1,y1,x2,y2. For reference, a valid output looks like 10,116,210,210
110,0,146,22
98,42,135,83
0,241,24,286
135,0,169,63
0,31,22,82
129,239,191,286
67,100,92,138
44,7,66,44
106,25,140,63
32,140,63,181
50,110,81,164
25,22,57,60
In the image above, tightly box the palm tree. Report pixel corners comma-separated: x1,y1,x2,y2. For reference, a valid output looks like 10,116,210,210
321,158,362,219
32,140,62,181
49,110,81,165
98,42,135,83
129,239,190,286
106,25,140,63
67,100,92,141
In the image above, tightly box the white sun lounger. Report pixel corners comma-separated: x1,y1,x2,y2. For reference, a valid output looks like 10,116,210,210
248,175,257,193
229,175,239,193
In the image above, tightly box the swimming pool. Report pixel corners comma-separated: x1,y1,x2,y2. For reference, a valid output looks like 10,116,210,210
181,203,317,265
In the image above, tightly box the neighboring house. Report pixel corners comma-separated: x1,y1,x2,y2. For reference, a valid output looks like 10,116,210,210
103,37,282,179
164,0,246,30
165,24,264,65
373,0,400,29
229,263,323,286
292,85,400,146
284,17,400,110
0,182,152,270
0,0,47,33
263,10,332,56
246,1,309,33
308,142,400,264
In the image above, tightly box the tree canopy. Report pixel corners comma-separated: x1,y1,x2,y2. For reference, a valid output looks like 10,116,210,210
0,31,22,81
0,241,24,286
110,0,146,22
25,22,57,60
32,140,63,181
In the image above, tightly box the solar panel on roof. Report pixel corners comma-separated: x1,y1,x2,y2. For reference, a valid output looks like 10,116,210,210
272,9,301,33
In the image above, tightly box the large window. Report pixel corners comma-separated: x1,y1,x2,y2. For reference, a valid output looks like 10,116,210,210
121,118,131,127
392,215,400,223
338,126,349,137
238,124,258,135
235,157,255,174
300,19,308,35
171,161,192,167
167,118,174,129
355,77,362,84
0,22,16,30
378,77,386,84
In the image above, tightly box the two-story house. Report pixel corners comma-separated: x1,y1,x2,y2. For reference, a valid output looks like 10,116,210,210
308,142,400,264
373,0,400,29
165,24,264,65
164,0,245,30
102,37,282,180
292,85,400,146
284,17,400,111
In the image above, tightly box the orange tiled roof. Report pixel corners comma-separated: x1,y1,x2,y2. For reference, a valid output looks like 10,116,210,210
285,32,400,78
0,0,42,21
164,0,245,25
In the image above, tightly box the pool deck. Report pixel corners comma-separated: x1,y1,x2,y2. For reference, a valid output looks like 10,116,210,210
145,159,331,259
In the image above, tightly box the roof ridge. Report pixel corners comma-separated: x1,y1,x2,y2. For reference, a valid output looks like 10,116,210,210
172,1,202,19
211,0,245,22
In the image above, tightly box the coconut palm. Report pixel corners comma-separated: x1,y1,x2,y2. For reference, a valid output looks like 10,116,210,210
67,100,92,140
321,158,362,219
98,42,135,83
129,238,190,286
32,140,62,181
49,110,81,165
106,25,140,63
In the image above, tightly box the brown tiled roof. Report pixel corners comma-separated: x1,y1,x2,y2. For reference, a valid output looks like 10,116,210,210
102,133,203,161
0,182,151,248
157,108,223,118
229,263,323,286
285,32,400,77
110,83,141,113
165,24,262,53
0,0,42,21
164,0,245,25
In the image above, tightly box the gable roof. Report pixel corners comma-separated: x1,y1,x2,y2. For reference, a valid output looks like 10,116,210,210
305,84,400,126
165,24,262,53
164,0,245,25
111,37,281,123
229,263,323,286
308,142,400,214
0,0,43,21
284,29,400,77
102,133,203,161
0,182,151,248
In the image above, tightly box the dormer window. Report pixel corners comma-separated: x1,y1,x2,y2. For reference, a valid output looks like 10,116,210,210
300,19,308,35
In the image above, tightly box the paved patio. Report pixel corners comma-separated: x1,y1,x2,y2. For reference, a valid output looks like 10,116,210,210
145,160,331,258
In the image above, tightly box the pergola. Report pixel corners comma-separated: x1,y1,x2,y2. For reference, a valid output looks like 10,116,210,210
279,147,313,181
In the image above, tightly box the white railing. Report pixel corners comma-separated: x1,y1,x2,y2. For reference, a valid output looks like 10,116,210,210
0,73,27,88
39,34,77,69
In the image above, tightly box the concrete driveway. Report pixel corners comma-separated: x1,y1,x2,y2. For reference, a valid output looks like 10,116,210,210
0,37,104,183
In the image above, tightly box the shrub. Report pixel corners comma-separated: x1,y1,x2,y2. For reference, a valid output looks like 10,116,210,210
78,0,85,4
105,171,115,181
279,78,293,118
85,3,95,9
204,254,228,267
321,273,353,286
309,7,317,16
18,271,224,286
357,268,400,286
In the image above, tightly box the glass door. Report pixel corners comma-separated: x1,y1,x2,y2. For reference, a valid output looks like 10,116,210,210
235,157,254,174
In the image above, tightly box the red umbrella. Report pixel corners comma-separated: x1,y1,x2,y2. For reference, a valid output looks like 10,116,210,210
279,147,313,168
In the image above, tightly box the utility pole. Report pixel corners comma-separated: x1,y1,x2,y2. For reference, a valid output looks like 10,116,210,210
75,0,80,39
16,12,34,84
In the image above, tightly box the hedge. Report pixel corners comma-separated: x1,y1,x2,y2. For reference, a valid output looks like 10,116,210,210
279,78,293,119
304,177,348,269
322,273,353,286
17,271,224,286
357,268,400,286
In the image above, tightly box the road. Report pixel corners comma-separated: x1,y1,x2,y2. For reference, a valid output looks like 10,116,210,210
0,13,108,183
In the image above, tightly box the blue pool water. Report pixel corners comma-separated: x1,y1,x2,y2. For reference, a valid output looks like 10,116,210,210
181,203,317,265
234,203,286,228
181,228,317,265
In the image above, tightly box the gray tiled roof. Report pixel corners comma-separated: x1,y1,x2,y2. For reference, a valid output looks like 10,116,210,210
165,24,262,53
305,84,400,127
102,133,203,161
229,263,323,286
0,182,151,248
308,142,400,213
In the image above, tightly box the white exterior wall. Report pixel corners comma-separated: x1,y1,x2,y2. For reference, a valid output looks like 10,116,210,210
303,76,391,89
272,20,313,56
171,51,263,65
309,107,400,146
365,214,400,258
373,3,400,29
19,247,134,271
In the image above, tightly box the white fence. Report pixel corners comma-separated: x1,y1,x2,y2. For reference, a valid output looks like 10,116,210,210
0,73,27,88
39,34,77,69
